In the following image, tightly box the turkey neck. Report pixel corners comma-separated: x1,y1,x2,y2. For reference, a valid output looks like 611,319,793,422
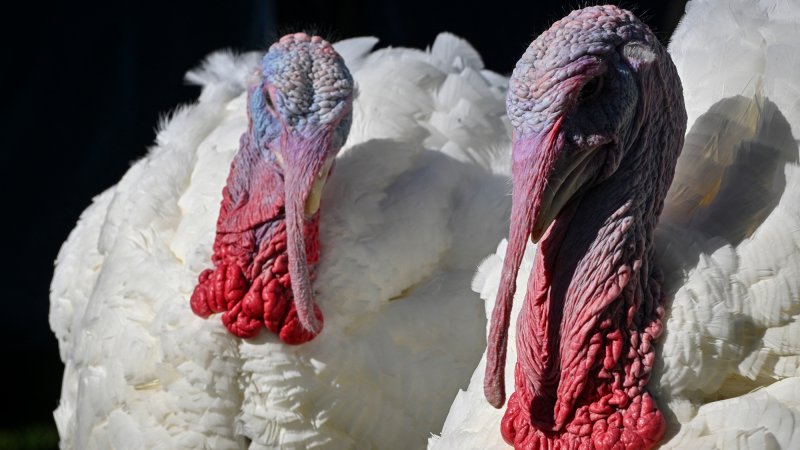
514,143,665,431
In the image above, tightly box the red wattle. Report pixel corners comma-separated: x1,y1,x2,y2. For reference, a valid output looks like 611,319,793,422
501,376,665,450
189,137,323,344
191,215,322,343
501,283,666,449
500,201,666,449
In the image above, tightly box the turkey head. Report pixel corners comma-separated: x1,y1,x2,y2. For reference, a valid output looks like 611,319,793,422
191,33,354,344
484,6,687,449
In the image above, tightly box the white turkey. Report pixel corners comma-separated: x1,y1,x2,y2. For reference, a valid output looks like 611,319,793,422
430,1,800,449
49,32,511,449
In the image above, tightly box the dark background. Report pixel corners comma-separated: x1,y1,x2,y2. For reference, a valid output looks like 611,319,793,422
1,0,687,447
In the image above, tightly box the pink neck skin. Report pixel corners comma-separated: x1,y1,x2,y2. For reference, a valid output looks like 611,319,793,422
501,162,667,450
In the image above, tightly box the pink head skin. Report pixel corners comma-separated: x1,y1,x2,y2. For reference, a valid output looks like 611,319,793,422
485,6,686,449
190,33,354,343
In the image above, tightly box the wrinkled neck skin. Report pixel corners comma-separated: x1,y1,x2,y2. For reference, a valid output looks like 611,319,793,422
504,149,665,450
503,70,685,449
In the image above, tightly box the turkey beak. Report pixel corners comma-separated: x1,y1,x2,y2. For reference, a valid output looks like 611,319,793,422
304,156,334,216
485,118,569,408
529,137,598,244
283,128,337,337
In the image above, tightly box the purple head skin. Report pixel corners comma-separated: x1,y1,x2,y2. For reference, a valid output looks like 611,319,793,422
191,33,354,342
484,6,686,449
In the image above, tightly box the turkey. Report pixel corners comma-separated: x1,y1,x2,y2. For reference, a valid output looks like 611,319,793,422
431,1,800,449
49,33,512,448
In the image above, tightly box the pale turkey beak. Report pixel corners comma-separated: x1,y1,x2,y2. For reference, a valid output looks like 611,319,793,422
304,156,334,216
529,145,597,243
283,129,336,336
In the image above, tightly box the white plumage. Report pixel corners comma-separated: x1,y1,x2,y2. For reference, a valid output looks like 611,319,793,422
49,34,512,449
431,0,800,448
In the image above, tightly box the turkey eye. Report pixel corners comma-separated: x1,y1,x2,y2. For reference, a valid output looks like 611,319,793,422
264,92,275,110
578,76,603,102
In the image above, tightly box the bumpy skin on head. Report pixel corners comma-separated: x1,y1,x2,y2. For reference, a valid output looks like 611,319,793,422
190,33,354,344
485,6,686,449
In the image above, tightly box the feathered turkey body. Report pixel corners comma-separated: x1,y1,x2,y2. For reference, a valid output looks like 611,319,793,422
49,34,512,449
431,1,800,449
